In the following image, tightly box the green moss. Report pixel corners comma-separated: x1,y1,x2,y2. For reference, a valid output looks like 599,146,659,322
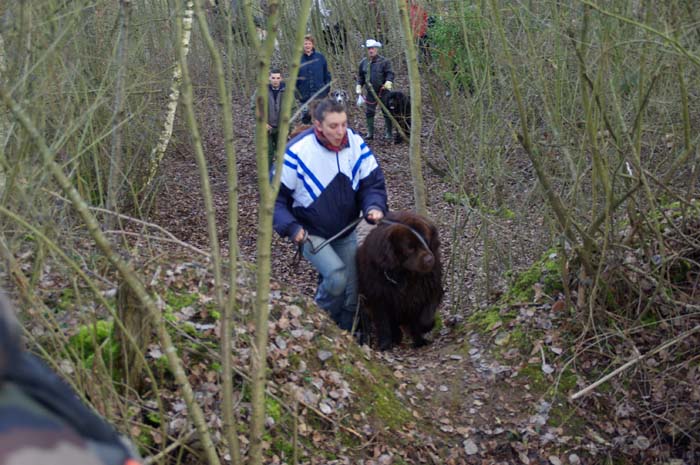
57,288,76,311
210,310,221,320
146,411,161,426
266,397,282,422
556,369,577,393
71,320,113,347
271,437,295,458
640,312,659,328
508,248,563,302
669,258,692,284
507,328,531,353
165,289,198,310
182,322,197,336
373,387,412,428
152,354,172,376
433,313,444,333
136,427,155,456
500,208,516,220
516,365,582,431
186,340,216,360
443,191,472,207
346,362,413,429
549,400,586,434
468,306,509,332
288,353,302,371
516,364,548,394
337,430,361,450
69,320,119,368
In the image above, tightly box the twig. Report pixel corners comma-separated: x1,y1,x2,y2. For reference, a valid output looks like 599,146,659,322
143,429,196,465
44,189,193,246
103,230,208,258
570,324,700,400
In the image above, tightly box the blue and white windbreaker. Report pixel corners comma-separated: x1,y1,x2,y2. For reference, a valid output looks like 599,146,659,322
273,128,387,240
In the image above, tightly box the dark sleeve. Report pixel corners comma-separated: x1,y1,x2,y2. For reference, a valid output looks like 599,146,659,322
320,55,330,97
384,58,395,83
295,55,306,101
357,166,388,217
323,56,331,91
273,183,302,240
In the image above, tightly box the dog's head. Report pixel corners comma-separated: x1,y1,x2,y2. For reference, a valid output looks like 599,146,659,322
330,89,349,106
381,91,408,114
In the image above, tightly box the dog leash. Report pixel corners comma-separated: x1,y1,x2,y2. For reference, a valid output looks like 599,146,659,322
292,215,433,265
305,217,363,255
292,217,364,268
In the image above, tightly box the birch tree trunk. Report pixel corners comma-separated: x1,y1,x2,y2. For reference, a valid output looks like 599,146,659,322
396,0,427,215
143,2,194,197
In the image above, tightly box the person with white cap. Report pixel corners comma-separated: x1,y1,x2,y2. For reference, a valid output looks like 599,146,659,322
356,39,395,141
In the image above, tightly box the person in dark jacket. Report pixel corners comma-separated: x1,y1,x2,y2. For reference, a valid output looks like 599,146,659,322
273,99,387,332
355,39,395,140
0,291,142,465
252,68,286,166
295,34,331,124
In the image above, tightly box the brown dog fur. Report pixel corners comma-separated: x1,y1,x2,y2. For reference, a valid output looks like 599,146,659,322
356,211,443,350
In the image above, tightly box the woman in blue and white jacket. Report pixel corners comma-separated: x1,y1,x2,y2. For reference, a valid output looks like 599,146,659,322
274,99,387,332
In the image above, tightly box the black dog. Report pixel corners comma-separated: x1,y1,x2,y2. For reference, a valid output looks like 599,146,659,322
381,91,411,144
356,211,443,351
321,22,347,55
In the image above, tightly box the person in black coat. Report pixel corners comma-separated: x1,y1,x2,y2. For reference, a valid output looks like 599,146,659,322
295,34,331,124
356,39,394,140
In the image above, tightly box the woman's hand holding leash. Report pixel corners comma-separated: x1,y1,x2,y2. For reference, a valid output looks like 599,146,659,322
366,209,384,224
293,228,307,245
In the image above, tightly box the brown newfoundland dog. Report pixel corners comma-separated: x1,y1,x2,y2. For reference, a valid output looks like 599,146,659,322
356,211,443,351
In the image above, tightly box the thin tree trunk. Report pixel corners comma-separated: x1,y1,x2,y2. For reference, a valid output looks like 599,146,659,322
395,0,426,215
116,280,151,394
190,0,242,462
247,0,312,462
0,32,6,196
106,0,131,227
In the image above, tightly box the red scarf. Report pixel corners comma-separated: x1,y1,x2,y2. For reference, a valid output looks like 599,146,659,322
314,127,349,152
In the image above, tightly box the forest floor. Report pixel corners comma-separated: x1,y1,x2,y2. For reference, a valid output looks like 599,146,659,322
149,91,659,464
